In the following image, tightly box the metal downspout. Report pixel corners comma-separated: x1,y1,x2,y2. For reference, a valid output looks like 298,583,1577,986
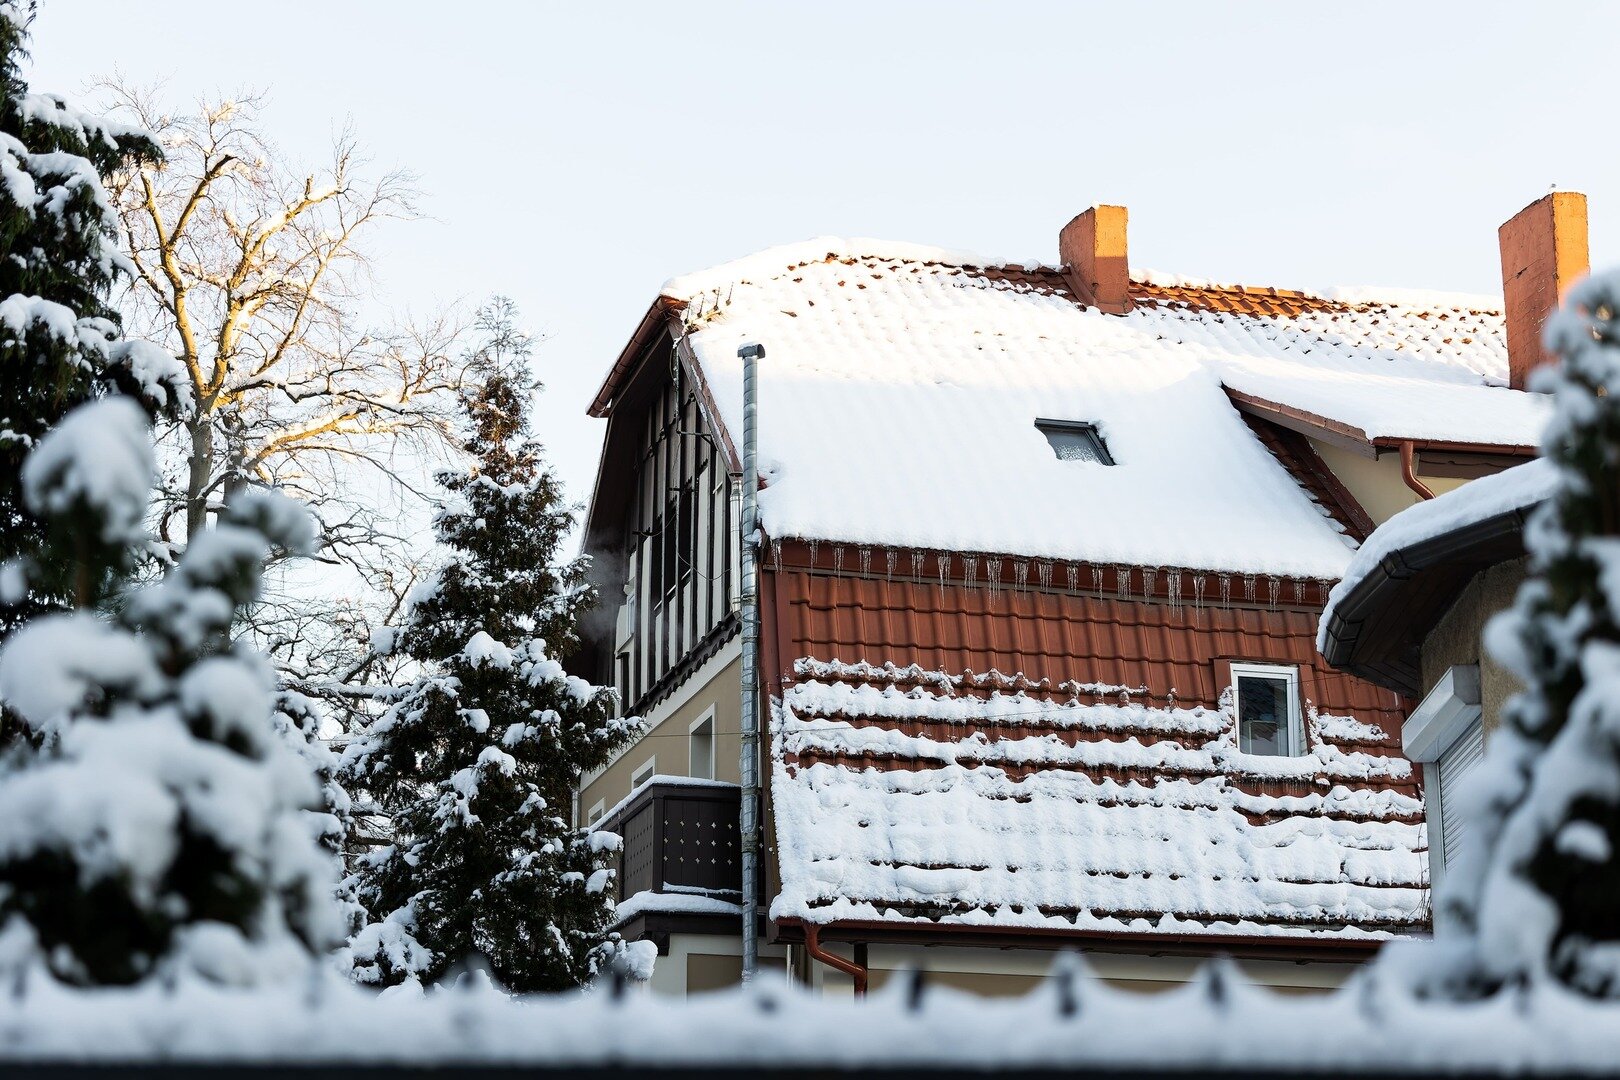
738,342,764,981
804,923,869,997
1399,440,1436,500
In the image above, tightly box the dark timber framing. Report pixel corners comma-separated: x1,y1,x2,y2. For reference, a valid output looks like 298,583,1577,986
615,345,739,711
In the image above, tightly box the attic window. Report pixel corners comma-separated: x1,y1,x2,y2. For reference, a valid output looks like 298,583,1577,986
1037,419,1114,465
1232,663,1304,757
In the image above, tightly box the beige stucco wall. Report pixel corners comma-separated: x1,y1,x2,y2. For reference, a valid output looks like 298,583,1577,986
1310,439,1469,526
1420,559,1528,737
578,650,742,823
811,943,1357,998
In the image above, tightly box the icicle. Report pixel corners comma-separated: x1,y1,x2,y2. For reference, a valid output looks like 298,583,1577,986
1267,578,1281,607
1291,578,1304,604
1243,575,1257,602
858,546,871,576
1014,560,1030,592
964,555,980,590
808,538,820,567
1144,567,1158,599
1165,571,1181,612
770,537,783,571
935,552,949,596
885,549,898,580
986,557,1003,599
1219,573,1232,607
833,545,845,577
1089,566,1102,593
1037,561,1052,590
1192,572,1207,613
1116,567,1131,600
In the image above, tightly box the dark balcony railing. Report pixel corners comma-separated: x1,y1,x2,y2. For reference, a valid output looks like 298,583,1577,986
602,779,743,908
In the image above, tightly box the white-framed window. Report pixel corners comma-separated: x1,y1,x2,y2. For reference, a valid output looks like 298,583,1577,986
587,799,606,826
689,708,716,780
1231,662,1304,757
630,757,657,791
1403,665,1485,888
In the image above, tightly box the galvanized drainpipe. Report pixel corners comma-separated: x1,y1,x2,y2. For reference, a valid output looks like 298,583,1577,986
1399,440,1436,501
738,342,765,982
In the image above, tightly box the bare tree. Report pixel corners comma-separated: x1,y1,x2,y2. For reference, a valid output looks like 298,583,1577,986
99,84,468,687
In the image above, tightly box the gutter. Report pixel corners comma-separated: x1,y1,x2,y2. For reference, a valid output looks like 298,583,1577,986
1317,504,1535,695
803,922,869,997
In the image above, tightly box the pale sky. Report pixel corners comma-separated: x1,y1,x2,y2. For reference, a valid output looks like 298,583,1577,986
27,1,1620,513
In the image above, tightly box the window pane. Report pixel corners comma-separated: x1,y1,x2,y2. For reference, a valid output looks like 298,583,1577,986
1047,429,1103,463
1237,675,1291,755
1037,422,1113,465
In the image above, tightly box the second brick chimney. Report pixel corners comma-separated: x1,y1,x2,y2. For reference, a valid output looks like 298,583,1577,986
1499,191,1589,390
1060,205,1132,314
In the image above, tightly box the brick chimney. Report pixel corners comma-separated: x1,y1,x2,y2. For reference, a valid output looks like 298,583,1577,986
1060,205,1132,314
1499,191,1589,390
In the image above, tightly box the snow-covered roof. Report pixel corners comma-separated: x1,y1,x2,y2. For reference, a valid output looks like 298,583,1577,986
770,658,1426,940
661,239,1547,579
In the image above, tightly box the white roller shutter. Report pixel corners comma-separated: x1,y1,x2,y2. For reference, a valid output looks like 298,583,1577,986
1436,717,1485,870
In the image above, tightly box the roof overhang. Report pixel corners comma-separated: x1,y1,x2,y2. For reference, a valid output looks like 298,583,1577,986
771,918,1386,964
1317,505,1533,697
588,296,687,418
1224,388,1538,466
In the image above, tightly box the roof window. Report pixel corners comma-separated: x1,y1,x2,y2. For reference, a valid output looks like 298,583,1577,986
1231,663,1304,757
1037,419,1114,465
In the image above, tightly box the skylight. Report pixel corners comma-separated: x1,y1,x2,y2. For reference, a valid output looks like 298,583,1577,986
1036,419,1114,466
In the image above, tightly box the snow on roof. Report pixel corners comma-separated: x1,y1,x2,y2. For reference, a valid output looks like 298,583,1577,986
1318,458,1553,654
770,659,1426,940
665,240,1545,578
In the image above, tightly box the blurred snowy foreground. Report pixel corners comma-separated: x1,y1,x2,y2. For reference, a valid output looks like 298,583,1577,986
2,955,1620,1075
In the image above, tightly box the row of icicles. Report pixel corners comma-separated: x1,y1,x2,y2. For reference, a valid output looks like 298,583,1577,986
771,538,1330,612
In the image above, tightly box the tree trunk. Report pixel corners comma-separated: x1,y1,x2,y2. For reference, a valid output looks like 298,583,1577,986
186,415,213,539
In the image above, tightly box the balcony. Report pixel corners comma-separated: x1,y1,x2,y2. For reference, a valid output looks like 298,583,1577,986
600,778,750,945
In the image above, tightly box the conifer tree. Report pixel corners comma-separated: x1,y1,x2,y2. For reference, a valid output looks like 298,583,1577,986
343,299,640,991
0,3,186,635
1429,268,1620,998
0,396,341,986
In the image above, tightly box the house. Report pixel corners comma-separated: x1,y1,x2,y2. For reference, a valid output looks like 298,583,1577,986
570,194,1572,998
1317,193,1588,891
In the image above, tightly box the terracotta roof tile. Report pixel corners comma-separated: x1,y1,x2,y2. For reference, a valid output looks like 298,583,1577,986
768,563,1423,942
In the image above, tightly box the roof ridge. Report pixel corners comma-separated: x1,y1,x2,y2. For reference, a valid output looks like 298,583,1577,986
661,236,1055,300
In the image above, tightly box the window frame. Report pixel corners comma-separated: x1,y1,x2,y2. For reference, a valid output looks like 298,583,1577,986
1035,418,1115,466
689,707,717,780
630,757,657,791
1228,661,1305,757
586,799,606,826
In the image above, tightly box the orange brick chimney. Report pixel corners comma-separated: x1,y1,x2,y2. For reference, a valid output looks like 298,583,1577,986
1499,191,1589,390
1060,205,1132,314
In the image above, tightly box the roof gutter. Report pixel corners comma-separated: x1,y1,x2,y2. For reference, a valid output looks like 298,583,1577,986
1318,504,1536,694
1399,441,1436,500
803,922,869,997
